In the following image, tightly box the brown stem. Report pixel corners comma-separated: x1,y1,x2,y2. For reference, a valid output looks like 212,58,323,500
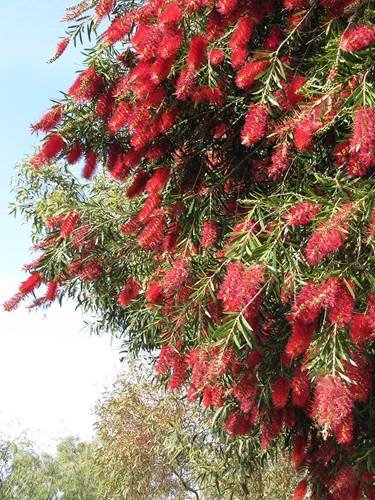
172,468,200,500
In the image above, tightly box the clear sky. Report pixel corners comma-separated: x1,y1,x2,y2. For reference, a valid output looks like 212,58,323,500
0,2,122,449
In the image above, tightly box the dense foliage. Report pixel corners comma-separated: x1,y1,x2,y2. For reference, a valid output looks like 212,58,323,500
6,0,375,497
0,435,97,499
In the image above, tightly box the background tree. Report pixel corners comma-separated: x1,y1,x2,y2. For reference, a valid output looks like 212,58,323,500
5,0,375,497
0,435,97,499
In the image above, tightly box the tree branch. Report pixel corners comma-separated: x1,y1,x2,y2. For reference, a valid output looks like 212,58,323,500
172,468,200,500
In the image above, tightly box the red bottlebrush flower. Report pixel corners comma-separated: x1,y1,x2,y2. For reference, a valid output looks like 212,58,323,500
284,201,321,226
201,219,218,249
305,204,355,265
155,344,176,375
144,87,166,109
175,66,197,100
312,375,353,439
46,215,65,229
126,170,150,198
217,0,238,16
138,193,163,221
23,256,44,272
60,211,80,238
163,259,190,296
230,16,254,51
158,4,182,25
210,385,226,408
19,272,43,295
347,106,375,177
137,210,167,250
94,0,116,22
333,140,350,169
209,49,225,65
263,26,283,51
145,281,164,305
340,24,375,52
328,278,355,327
48,37,69,62
122,146,146,168
120,217,141,234
350,314,372,345
107,101,132,135
202,386,213,407
291,277,338,324
343,350,372,402
292,367,311,407
150,57,175,84
72,225,91,249
217,261,246,312
82,150,98,180
293,111,318,151
305,224,347,264
145,137,172,161
31,134,65,168
66,142,83,165
118,278,142,307
81,261,102,282
168,354,187,390
157,30,183,60
293,435,307,471
102,14,133,45
241,103,268,146
68,67,103,102
235,57,270,89
246,349,263,367
225,410,252,437
285,75,306,108
230,46,248,69
97,91,115,119
336,413,354,445
285,320,315,359
268,142,291,180
31,105,63,134
3,292,25,311
110,156,131,181
293,479,308,500
330,466,360,500
45,281,58,302
272,376,290,409
145,166,170,193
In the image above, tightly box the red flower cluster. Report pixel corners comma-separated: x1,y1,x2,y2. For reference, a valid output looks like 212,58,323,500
305,203,355,265
201,219,218,249
31,105,63,134
340,24,375,52
347,106,375,177
312,375,353,443
68,67,103,102
241,103,268,147
284,201,321,226
118,278,142,307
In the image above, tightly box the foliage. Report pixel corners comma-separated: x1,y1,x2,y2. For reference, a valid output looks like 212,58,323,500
93,361,299,499
0,435,97,499
5,0,375,497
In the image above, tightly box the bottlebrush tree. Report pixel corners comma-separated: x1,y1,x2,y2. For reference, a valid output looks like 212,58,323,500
6,0,375,497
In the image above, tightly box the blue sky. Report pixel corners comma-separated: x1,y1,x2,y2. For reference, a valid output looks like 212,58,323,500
0,1,122,449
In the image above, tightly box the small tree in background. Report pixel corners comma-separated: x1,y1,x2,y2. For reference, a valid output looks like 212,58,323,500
5,0,375,497
0,435,97,499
